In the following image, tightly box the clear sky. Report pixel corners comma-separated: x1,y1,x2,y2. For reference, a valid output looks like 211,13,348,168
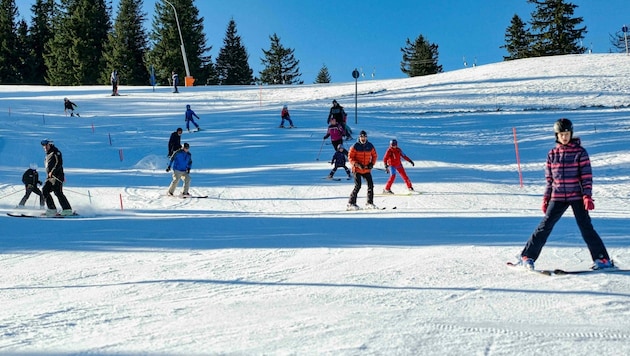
14,0,630,83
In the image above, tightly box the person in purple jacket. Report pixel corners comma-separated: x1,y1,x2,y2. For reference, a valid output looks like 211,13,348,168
323,117,345,151
518,118,613,270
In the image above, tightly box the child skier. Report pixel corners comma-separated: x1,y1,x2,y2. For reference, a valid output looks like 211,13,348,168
382,139,415,194
184,104,201,132
328,144,351,180
64,97,79,117
17,164,44,209
516,118,613,271
279,105,294,128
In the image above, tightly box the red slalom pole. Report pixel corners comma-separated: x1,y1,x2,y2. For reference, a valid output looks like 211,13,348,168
513,127,523,187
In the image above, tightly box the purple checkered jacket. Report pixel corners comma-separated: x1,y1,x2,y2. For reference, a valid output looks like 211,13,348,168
544,138,592,201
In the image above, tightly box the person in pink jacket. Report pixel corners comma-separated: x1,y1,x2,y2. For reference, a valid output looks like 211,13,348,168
382,139,415,194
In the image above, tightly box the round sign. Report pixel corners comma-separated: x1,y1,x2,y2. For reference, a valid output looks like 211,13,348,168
352,69,360,79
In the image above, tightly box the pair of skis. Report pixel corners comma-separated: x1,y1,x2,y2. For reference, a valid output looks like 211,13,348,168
7,212,79,219
506,261,628,275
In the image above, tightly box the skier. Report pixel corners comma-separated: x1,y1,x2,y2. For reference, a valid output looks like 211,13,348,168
328,100,352,140
382,139,415,194
172,71,179,93
517,118,613,270
110,70,119,96
279,105,294,128
347,130,377,210
63,97,79,117
40,139,73,216
328,144,351,180
184,105,200,132
17,163,44,209
166,142,193,197
323,117,345,152
168,127,183,157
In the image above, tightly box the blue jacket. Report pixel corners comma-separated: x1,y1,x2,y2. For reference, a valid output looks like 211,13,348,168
169,149,192,172
185,109,199,121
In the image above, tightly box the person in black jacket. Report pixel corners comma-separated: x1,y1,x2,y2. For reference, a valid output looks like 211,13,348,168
18,164,44,208
168,128,183,157
41,139,73,216
63,97,79,117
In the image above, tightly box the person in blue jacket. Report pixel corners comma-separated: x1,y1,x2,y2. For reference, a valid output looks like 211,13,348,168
166,142,193,196
184,104,201,132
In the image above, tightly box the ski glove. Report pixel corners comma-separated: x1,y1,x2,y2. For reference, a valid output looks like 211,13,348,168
186,168,190,174
385,165,390,174
583,195,595,211
367,163,373,169
166,167,171,172
542,197,549,214
409,160,415,167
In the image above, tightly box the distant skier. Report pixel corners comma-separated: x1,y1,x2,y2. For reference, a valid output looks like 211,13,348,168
328,100,352,140
382,139,415,194
279,105,294,128
17,163,44,209
516,118,613,271
63,97,79,117
40,139,73,216
328,144,351,180
323,117,345,152
184,105,200,132
172,71,179,93
168,127,183,157
166,142,192,197
111,70,119,96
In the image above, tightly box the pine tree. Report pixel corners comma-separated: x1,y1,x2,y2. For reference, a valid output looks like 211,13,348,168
147,0,211,86
314,64,331,84
44,0,111,85
400,35,442,77
103,0,149,85
527,0,586,56
25,0,55,84
502,14,532,60
0,0,20,83
259,33,302,85
15,19,29,83
215,19,254,85
608,29,628,53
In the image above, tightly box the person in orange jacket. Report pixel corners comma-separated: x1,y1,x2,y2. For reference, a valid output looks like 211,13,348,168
347,130,378,210
382,139,415,194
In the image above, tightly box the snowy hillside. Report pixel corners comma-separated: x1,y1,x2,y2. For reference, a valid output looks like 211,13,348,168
1,53,630,355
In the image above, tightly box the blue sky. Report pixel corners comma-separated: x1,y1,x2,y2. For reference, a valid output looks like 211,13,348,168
15,0,630,83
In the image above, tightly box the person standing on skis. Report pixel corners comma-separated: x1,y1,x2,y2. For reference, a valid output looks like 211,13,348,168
517,118,613,271
280,105,294,128
166,142,193,197
347,130,377,210
63,97,79,117
41,139,73,216
382,139,415,194
17,163,44,209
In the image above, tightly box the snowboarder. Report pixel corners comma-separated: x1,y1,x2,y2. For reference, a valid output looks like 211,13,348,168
184,105,200,132
382,139,415,194
166,142,192,197
323,117,345,152
110,70,119,96
168,127,183,157
63,97,79,117
40,139,73,216
17,163,44,209
347,130,377,210
279,105,294,128
517,118,613,270
328,144,351,180
172,71,179,93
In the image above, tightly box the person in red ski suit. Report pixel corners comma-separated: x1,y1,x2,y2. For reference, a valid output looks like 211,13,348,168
382,139,415,194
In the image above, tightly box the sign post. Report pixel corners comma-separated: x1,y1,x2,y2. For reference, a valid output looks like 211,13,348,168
352,68,360,124
623,25,629,55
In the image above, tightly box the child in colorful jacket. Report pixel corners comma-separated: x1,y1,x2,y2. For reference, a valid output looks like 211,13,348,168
323,117,345,151
382,139,415,194
518,118,613,271
280,105,294,128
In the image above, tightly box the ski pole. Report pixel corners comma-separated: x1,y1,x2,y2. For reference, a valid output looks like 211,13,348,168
316,139,325,161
